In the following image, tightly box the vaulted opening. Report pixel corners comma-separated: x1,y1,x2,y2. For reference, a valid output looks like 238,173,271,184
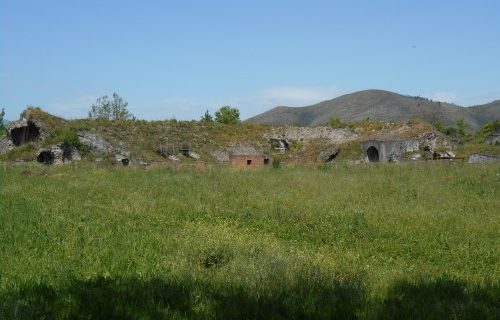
37,150,54,165
10,121,40,146
367,146,379,162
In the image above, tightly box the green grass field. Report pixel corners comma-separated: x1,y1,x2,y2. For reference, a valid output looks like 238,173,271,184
0,163,499,319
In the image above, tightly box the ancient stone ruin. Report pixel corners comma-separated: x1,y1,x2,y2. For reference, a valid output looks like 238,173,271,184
360,133,446,163
9,120,40,146
36,145,82,165
468,153,500,163
485,132,500,145
0,118,44,151
270,139,289,154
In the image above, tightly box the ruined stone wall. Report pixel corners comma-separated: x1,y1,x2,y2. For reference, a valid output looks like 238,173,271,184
361,133,448,162
263,126,358,143
468,153,499,163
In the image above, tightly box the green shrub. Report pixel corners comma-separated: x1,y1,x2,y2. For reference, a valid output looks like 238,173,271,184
45,127,88,154
433,121,446,133
328,117,350,128
272,156,282,168
476,120,500,142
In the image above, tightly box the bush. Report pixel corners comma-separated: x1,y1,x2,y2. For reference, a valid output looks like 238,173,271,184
272,156,282,169
433,121,446,133
45,127,88,154
476,120,500,142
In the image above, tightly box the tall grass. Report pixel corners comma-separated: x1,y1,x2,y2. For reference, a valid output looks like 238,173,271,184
0,163,498,319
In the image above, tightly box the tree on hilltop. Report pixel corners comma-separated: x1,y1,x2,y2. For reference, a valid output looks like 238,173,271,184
89,93,133,120
215,106,240,124
0,108,5,127
201,110,213,122
0,108,5,136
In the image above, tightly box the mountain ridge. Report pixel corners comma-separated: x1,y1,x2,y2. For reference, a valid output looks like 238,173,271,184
245,89,499,130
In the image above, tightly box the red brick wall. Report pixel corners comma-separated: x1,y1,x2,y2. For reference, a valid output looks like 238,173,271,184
229,155,266,168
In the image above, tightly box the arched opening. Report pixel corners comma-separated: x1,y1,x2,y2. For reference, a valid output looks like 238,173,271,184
10,121,40,146
367,146,379,162
37,150,54,165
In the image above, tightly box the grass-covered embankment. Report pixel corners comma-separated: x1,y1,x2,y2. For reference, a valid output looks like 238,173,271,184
0,163,499,319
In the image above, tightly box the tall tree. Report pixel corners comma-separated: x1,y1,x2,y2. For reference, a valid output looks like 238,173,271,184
456,118,469,136
0,108,5,131
89,93,133,120
200,110,213,122
214,106,240,124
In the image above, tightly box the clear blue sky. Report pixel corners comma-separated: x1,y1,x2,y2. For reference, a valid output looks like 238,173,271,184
1,0,499,120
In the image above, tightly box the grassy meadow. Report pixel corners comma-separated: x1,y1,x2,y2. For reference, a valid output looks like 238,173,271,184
0,162,499,319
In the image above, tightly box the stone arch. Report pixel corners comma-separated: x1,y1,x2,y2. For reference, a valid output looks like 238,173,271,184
366,146,379,162
37,150,54,165
10,121,40,146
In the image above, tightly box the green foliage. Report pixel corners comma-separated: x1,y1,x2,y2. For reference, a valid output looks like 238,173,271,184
456,117,469,136
45,127,88,153
328,117,350,128
89,93,133,120
433,120,445,133
434,118,471,141
445,126,458,136
351,119,385,133
476,120,500,142
200,110,213,122
214,105,240,124
0,164,498,318
272,155,282,168
0,108,5,136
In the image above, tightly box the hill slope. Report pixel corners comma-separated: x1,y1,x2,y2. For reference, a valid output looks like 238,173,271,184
245,90,500,130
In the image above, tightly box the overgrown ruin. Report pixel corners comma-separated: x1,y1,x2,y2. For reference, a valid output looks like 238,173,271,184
5,119,42,147
36,150,54,165
36,145,81,165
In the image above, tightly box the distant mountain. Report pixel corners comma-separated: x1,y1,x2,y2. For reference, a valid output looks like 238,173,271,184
245,90,500,130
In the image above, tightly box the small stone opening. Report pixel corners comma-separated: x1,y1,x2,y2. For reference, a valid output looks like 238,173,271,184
270,139,289,154
121,158,130,166
247,159,252,165
324,149,340,163
37,151,54,165
367,146,379,162
11,121,40,146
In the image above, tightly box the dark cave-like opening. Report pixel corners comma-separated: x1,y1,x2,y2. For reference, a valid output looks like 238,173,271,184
11,121,40,146
367,146,379,162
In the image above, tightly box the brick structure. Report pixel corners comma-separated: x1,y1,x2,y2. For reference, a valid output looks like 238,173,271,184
229,154,269,168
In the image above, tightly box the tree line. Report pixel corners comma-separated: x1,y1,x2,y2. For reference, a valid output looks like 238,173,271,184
87,93,240,124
